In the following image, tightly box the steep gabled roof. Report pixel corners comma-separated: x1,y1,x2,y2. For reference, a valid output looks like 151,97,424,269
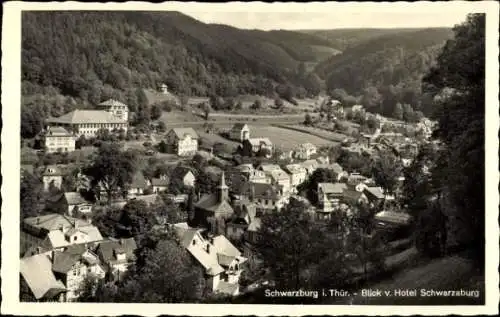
96,238,137,264
20,254,66,300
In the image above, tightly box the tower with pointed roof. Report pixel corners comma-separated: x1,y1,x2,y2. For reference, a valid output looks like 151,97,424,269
218,171,229,203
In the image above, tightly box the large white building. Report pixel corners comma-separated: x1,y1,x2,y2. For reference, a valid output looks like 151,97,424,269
43,127,76,153
46,99,129,138
47,109,128,137
166,128,199,156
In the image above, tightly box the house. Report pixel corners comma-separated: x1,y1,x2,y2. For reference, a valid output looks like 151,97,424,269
42,126,76,153
229,123,250,142
151,175,169,193
21,214,104,257
95,238,137,282
347,173,369,188
294,143,317,160
363,186,386,207
46,109,128,137
20,254,66,302
316,162,346,181
234,164,268,184
242,182,288,213
174,224,247,296
193,172,234,231
96,99,129,122
284,164,307,193
170,165,196,188
225,200,258,241
257,164,291,194
128,171,150,197
166,128,199,156
248,138,273,156
351,104,364,113
52,246,106,301
42,165,64,191
342,189,369,206
62,192,93,217
301,159,319,176
160,83,169,94
317,183,348,218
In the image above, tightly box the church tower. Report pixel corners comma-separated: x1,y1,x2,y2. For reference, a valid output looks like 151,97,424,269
218,171,229,202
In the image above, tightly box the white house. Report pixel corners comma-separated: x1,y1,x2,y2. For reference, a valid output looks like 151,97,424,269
257,164,291,194
284,164,307,193
166,128,199,156
174,223,247,296
43,127,76,153
294,143,317,160
21,214,104,257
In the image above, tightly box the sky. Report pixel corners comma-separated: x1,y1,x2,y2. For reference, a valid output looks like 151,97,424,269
180,9,469,31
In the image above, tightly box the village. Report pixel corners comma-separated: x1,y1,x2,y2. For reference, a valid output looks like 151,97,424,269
19,84,439,303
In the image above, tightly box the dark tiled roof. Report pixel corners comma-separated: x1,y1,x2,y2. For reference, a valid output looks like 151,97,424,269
96,238,137,264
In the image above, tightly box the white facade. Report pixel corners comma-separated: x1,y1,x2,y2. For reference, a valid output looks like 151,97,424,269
294,143,317,160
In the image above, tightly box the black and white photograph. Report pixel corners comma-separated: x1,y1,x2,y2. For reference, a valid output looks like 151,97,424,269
2,1,499,316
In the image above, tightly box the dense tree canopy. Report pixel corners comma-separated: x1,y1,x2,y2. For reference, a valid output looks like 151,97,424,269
423,14,485,263
83,142,138,202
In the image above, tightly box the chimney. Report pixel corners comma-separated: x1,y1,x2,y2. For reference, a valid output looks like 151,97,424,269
36,217,40,225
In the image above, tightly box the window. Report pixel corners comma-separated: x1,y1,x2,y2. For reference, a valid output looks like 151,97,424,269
192,239,196,246
73,236,77,241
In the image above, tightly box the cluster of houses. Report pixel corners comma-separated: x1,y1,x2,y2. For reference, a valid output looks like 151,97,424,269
20,213,137,302
23,98,421,302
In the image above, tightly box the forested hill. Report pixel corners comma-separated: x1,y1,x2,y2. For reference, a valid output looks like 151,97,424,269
22,11,337,101
313,28,454,117
299,28,422,51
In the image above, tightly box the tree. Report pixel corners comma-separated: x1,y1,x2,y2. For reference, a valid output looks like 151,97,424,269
274,98,284,110
80,237,206,302
150,104,162,120
304,113,313,126
119,200,158,242
255,199,329,289
392,103,404,120
371,151,403,195
250,99,262,110
297,168,338,206
84,142,137,203
20,171,43,219
423,14,485,263
203,103,211,121
157,121,167,133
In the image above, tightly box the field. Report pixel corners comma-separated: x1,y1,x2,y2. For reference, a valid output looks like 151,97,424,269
275,124,348,143
250,126,334,150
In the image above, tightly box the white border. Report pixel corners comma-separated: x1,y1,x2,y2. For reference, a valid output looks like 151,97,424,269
2,1,499,316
